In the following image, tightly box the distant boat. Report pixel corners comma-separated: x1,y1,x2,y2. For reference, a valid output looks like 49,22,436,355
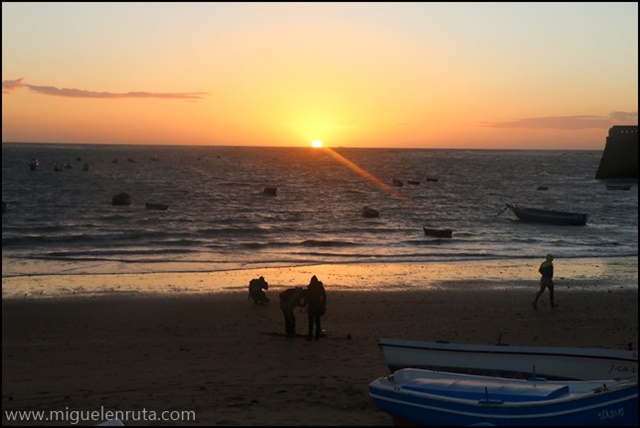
263,186,278,196
369,368,639,427
425,177,438,182
28,158,40,170
423,226,453,238
536,186,549,191
391,178,404,187
606,184,632,191
378,338,639,381
145,203,168,210
505,203,588,226
362,206,380,218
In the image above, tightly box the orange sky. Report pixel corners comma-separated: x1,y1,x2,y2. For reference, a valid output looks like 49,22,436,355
2,3,638,149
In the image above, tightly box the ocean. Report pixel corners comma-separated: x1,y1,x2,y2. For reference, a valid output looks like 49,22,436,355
2,143,638,278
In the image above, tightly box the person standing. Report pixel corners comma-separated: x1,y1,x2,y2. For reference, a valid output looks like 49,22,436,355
306,275,327,341
532,254,558,310
279,287,306,337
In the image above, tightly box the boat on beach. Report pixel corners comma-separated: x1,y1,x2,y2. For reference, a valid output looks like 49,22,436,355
378,338,638,381
369,368,639,426
505,203,588,226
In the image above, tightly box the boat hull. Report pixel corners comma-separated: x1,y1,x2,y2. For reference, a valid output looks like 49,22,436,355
379,338,638,381
369,369,639,426
423,227,453,238
506,203,588,226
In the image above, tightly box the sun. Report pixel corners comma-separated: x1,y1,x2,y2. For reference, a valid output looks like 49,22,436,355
311,140,323,148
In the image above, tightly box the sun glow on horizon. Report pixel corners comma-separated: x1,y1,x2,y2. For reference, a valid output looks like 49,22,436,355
311,140,323,148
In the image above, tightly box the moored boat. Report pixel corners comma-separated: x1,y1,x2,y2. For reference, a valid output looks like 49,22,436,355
423,227,453,238
505,203,588,226
378,338,638,381
362,206,380,218
263,186,278,195
606,184,632,191
145,202,169,210
369,368,639,426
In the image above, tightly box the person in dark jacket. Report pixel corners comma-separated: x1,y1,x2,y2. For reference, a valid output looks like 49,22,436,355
306,275,327,341
532,254,558,310
279,287,306,337
248,276,269,304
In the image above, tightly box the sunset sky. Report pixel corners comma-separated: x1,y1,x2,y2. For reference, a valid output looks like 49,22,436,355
2,2,638,149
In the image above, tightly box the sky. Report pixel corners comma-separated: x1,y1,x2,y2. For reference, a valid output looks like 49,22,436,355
2,2,638,149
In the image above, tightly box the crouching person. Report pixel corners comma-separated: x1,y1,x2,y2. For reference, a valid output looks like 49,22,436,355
248,276,269,304
279,287,306,337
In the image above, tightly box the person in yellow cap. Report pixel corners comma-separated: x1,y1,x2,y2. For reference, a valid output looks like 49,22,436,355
532,254,557,310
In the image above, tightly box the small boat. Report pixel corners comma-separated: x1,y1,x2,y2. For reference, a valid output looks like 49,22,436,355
369,368,638,426
505,203,588,226
145,203,169,210
391,178,404,187
423,227,452,238
263,186,277,196
426,177,439,182
606,184,632,191
378,338,638,381
362,206,380,218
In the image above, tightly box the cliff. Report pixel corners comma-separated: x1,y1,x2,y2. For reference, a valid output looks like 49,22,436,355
595,125,638,179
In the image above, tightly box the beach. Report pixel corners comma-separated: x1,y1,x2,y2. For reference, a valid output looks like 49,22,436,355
2,257,638,426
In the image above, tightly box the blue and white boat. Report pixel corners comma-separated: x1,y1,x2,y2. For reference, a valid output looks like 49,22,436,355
369,368,638,426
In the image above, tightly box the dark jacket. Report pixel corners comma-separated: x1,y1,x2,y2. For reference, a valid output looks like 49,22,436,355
539,261,554,280
306,281,326,315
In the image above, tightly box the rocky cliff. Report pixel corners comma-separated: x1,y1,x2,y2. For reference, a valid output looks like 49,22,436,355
595,125,638,179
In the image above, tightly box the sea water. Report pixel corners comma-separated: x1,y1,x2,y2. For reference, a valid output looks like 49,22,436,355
2,143,637,277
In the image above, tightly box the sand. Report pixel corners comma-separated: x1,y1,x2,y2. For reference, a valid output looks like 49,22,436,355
2,258,638,426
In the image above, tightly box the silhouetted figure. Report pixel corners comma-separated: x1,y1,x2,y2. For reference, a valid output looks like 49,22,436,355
279,287,306,337
533,254,557,310
306,275,327,341
248,276,269,304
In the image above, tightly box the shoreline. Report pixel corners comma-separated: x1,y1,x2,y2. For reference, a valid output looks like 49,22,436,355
2,256,637,300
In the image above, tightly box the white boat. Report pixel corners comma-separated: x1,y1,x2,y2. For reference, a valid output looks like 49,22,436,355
379,338,638,381
369,368,639,426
